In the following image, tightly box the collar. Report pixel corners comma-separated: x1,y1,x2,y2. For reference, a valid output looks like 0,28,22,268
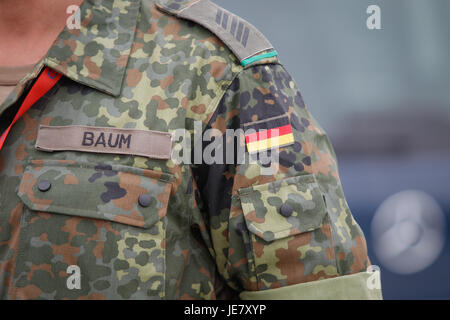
44,0,141,97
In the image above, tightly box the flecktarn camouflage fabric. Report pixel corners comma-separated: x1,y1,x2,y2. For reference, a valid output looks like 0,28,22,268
0,0,382,299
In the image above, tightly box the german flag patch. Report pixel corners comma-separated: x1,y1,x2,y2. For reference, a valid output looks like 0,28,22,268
244,115,295,154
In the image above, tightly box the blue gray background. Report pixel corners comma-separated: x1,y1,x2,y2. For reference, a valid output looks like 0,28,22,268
216,0,450,299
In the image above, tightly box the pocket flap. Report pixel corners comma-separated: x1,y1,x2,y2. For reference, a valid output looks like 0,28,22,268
238,174,327,241
18,160,173,229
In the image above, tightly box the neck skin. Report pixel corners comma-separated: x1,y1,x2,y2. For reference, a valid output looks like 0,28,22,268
0,0,84,67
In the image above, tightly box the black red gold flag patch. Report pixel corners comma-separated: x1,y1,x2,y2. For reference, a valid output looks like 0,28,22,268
243,115,295,153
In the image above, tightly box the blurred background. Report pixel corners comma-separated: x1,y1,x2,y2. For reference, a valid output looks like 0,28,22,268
217,0,450,299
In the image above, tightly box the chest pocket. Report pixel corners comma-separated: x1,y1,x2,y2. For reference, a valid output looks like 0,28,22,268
238,174,338,289
13,159,172,300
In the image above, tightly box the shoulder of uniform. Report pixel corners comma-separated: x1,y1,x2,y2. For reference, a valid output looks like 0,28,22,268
155,0,279,67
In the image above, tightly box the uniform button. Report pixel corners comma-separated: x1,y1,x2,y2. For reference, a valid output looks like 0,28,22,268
280,204,293,217
38,180,52,192
138,194,152,208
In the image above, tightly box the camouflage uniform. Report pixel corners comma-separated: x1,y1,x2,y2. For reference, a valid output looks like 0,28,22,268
0,0,382,299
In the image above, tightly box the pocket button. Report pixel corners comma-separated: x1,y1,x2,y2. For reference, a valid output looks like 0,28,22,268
280,203,293,217
38,180,52,192
138,194,152,208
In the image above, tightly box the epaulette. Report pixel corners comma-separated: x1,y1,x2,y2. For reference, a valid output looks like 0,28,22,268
155,0,278,67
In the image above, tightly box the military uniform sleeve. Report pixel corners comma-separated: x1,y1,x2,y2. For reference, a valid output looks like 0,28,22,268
191,63,382,300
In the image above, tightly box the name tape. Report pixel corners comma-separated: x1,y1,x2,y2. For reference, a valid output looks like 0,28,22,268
35,125,173,160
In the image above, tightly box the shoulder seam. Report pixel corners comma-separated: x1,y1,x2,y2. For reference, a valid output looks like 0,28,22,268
202,67,245,129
